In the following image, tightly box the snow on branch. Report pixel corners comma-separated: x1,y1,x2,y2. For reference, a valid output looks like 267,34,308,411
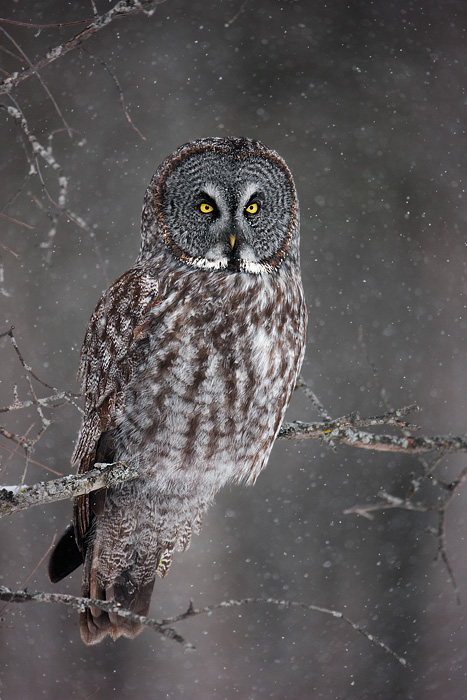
0,461,138,517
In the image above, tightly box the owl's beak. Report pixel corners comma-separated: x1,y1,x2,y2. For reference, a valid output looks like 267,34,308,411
229,234,236,249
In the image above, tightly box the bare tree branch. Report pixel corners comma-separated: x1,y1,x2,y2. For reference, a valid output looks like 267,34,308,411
0,586,407,666
0,102,94,242
0,328,83,453
0,461,138,517
279,413,467,453
295,374,332,421
0,25,72,135
343,460,467,602
224,1,251,29
81,47,146,141
0,211,34,230
1,404,466,517
0,18,94,30
0,0,164,96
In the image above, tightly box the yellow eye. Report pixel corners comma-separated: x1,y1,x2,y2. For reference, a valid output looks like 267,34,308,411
245,202,259,214
200,202,214,213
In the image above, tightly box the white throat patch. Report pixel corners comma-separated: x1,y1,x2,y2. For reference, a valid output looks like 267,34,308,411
187,257,270,274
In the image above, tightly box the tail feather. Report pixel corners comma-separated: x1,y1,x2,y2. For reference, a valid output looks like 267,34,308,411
48,487,209,645
79,542,156,645
48,524,83,583
80,575,156,645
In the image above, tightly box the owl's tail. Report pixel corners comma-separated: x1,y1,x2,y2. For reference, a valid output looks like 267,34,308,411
48,524,156,645
79,507,207,644
79,537,159,646
48,523,83,583
49,488,208,644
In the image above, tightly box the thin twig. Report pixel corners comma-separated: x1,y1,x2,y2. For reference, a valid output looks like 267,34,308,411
0,586,189,647
0,42,26,63
344,463,467,603
356,327,465,597
0,587,407,666
0,328,82,454
0,440,63,477
6,327,82,405
0,26,72,136
296,375,332,421
0,0,164,95
7,327,70,391
82,47,146,140
224,0,250,28
0,425,33,479
0,211,35,230
1,103,105,267
0,535,56,617
0,17,94,29
0,241,19,258
343,491,433,519
436,508,460,604
1,98,70,258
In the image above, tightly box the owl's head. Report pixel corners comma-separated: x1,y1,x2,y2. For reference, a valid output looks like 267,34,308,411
141,137,299,274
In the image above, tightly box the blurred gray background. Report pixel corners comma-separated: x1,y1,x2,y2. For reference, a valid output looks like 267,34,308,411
1,1,466,698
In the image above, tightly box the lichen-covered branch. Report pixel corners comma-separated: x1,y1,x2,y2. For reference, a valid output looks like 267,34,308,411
0,462,138,517
0,586,406,665
279,412,467,454
2,404,466,518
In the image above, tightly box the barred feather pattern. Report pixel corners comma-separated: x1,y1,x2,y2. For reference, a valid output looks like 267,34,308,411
48,137,307,645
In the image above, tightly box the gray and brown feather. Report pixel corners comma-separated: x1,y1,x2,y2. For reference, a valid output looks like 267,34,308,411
48,137,307,645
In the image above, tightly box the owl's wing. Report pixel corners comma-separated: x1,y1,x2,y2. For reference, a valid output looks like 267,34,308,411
74,269,159,455
74,267,160,546
48,267,160,584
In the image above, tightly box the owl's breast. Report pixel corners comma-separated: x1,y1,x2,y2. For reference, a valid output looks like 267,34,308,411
115,269,306,494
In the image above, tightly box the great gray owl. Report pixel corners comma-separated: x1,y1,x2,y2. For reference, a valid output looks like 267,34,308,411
48,137,307,645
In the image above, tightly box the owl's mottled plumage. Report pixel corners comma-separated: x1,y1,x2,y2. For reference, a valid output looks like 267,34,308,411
49,137,307,645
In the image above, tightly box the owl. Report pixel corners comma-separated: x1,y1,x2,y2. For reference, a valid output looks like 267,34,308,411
48,137,307,645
